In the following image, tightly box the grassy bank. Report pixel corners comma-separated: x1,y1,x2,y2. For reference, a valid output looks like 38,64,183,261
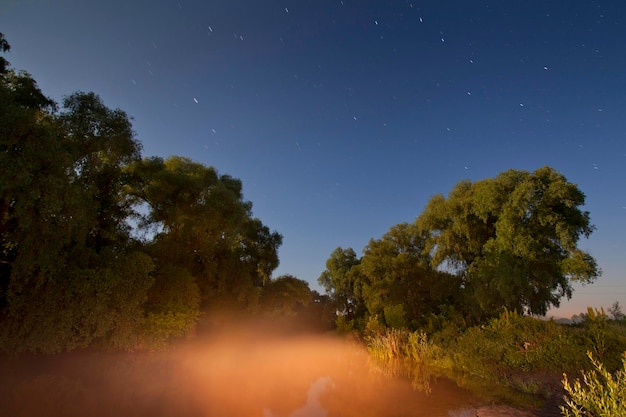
363,309,626,404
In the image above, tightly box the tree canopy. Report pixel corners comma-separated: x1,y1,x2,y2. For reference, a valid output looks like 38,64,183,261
0,35,283,353
260,274,313,317
318,247,364,321
125,155,282,312
418,166,600,319
1,68,154,351
320,166,600,330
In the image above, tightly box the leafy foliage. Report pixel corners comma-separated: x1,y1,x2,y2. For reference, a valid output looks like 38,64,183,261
364,310,626,405
260,274,313,316
0,59,153,352
320,167,599,332
417,167,600,320
578,308,626,370
449,310,585,379
0,35,283,352
358,223,460,328
318,247,364,321
561,352,626,417
0,33,10,73
126,156,282,313
142,311,200,349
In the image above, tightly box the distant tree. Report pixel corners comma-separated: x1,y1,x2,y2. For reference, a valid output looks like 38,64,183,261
417,166,601,321
608,301,625,321
301,291,336,331
260,274,313,317
0,32,10,73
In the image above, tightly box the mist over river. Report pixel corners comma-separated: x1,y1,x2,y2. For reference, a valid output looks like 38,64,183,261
0,331,561,417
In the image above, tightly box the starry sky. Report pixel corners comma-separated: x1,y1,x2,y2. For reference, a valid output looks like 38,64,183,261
2,0,625,317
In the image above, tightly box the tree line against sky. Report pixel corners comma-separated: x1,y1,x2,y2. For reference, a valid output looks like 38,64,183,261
0,33,600,353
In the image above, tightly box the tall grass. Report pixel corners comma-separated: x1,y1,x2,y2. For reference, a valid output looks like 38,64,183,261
364,328,435,394
365,328,407,361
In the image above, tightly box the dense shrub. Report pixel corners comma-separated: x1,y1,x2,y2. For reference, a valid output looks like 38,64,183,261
448,310,586,378
142,311,200,349
364,309,626,401
577,309,626,371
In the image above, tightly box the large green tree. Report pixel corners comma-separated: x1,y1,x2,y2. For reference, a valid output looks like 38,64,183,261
1,36,285,351
126,156,282,313
59,92,142,252
417,166,600,320
0,40,154,352
1,63,58,294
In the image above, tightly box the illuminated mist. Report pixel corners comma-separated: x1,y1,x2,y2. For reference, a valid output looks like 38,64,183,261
0,325,481,417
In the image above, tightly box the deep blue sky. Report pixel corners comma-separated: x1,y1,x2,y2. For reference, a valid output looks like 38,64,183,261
2,0,625,317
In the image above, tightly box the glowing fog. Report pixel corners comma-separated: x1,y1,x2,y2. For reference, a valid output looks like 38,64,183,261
1,328,494,417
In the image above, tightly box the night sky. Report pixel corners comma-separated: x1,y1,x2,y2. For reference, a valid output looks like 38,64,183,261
2,0,625,317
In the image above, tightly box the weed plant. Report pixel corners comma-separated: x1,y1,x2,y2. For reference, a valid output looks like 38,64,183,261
561,352,626,417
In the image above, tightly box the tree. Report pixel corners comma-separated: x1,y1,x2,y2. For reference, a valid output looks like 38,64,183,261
126,156,282,312
357,223,460,328
58,92,142,252
300,290,336,332
1,37,156,352
260,274,313,317
1,62,60,306
608,301,625,321
417,166,600,321
0,83,153,352
318,247,365,322
0,32,10,74
1,35,285,351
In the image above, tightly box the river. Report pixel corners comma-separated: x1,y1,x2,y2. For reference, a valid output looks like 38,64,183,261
0,333,563,417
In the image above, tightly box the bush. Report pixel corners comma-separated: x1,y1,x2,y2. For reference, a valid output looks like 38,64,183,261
446,310,586,381
578,309,626,371
141,311,200,349
335,315,356,334
404,331,429,362
561,352,626,417
384,304,408,329
359,309,626,404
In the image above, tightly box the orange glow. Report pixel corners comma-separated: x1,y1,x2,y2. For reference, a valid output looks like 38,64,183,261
0,325,483,416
